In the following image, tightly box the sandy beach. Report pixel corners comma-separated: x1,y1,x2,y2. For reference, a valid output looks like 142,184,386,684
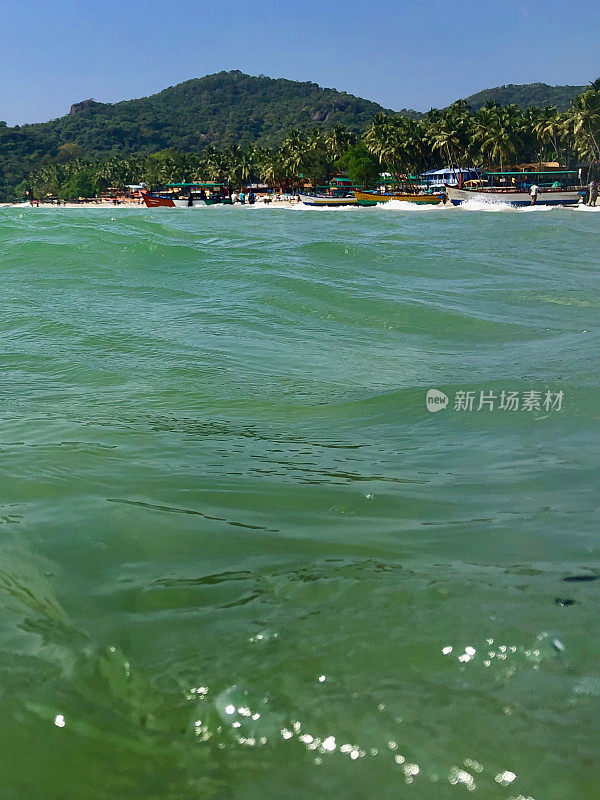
1,199,302,210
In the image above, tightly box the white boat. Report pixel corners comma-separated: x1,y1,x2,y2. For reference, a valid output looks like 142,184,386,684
172,197,210,207
446,185,584,206
299,194,359,207
142,192,232,208
446,169,586,207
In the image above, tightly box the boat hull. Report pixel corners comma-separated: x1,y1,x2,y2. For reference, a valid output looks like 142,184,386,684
446,186,583,207
142,192,176,208
142,193,214,208
299,194,359,207
172,198,206,208
354,190,442,205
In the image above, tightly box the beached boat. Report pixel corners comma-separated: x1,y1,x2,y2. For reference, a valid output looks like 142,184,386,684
446,185,584,207
142,192,177,208
142,182,233,208
142,192,212,208
299,194,359,207
446,170,585,207
141,192,233,208
354,190,443,206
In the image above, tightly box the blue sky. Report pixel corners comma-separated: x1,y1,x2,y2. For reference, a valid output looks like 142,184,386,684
2,0,599,125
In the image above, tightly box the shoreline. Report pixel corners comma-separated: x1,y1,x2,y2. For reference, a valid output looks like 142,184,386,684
0,200,303,210
1,198,596,212
2,202,596,213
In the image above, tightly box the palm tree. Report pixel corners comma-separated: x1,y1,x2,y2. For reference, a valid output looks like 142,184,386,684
325,126,356,160
563,89,600,161
426,116,462,166
280,130,305,178
472,104,522,170
531,107,565,161
280,129,323,185
364,114,428,182
364,115,392,160
255,147,289,188
364,115,401,176
425,102,474,166
225,145,254,187
202,147,229,183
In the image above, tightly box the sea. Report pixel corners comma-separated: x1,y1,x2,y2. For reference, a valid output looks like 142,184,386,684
0,202,599,799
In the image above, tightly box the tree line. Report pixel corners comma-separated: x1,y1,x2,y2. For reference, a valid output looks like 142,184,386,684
18,80,600,200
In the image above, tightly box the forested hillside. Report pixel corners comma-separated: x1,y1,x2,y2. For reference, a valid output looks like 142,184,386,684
0,72,597,199
463,83,586,111
0,71,391,198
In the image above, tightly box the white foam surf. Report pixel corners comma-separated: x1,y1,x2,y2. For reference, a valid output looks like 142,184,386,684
458,198,567,213
375,199,450,212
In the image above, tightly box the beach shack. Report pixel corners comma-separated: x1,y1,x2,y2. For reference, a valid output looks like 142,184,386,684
420,168,480,189
328,176,355,195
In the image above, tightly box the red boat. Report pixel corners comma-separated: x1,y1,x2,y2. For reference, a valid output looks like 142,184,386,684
142,183,230,208
141,192,176,208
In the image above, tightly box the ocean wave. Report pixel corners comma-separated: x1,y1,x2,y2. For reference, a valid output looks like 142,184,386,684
458,198,573,213
0,206,598,798
376,199,450,212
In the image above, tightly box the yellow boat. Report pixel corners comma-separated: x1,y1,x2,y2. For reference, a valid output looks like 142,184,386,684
354,190,444,206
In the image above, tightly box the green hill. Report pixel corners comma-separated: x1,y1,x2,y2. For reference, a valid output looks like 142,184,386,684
0,71,393,195
463,82,586,111
55,70,393,150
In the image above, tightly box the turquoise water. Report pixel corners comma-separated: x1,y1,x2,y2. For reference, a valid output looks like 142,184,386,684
0,204,599,799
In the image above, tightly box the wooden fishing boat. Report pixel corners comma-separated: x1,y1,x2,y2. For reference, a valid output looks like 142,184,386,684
354,190,443,206
446,169,585,207
142,181,233,208
141,192,233,208
142,192,177,208
299,194,359,207
446,185,584,207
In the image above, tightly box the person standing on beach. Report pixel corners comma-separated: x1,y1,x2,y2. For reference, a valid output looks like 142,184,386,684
529,183,539,205
588,179,598,206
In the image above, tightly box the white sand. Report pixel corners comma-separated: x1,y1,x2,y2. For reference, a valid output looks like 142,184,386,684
1,199,301,210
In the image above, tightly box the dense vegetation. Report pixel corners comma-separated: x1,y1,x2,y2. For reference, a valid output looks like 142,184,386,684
463,83,586,111
5,74,600,200
0,71,391,200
